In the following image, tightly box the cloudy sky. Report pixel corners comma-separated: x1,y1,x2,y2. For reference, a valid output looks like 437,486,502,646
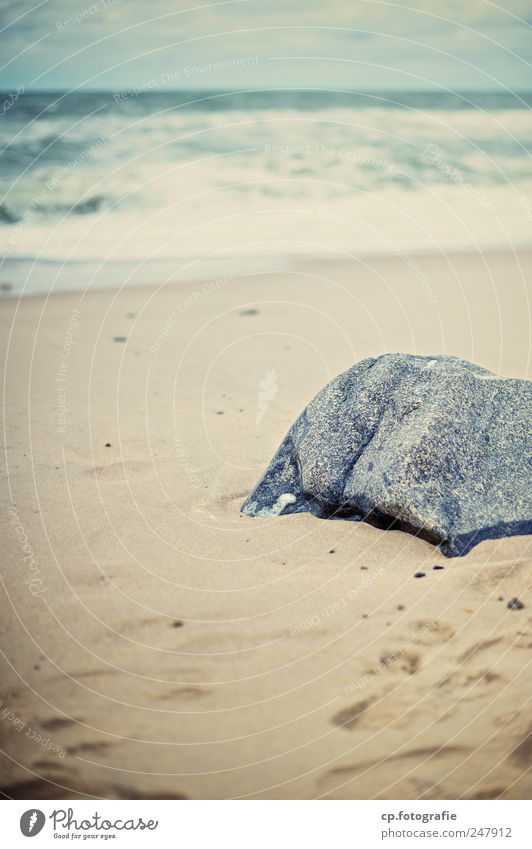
0,0,531,91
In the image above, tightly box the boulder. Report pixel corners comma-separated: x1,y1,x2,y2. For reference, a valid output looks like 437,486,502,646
241,354,532,557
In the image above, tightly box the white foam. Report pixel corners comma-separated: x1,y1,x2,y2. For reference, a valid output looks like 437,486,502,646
249,492,296,518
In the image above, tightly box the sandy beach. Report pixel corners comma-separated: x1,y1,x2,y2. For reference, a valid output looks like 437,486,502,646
1,248,531,800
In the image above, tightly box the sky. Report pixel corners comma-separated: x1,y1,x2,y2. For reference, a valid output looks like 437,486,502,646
0,0,531,92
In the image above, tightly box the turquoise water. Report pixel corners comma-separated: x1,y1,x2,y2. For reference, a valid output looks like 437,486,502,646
1,90,531,295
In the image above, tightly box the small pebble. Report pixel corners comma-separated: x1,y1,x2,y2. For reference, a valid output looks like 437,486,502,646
414,571,426,578
328,549,335,554
360,565,368,570
507,598,525,610
216,411,224,415
113,336,127,343
105,443,111,447
172,620,184,628
433,565,444,570
239,308,259,316
397,604,405,610
497,596,504,602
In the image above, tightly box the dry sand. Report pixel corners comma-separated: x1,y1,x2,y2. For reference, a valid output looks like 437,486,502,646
1,249,531,800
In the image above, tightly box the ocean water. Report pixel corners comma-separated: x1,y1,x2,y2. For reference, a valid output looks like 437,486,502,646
1,90,531,296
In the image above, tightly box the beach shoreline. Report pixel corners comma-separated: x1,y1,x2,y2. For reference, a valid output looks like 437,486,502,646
3,242,532,301
1,247,531,800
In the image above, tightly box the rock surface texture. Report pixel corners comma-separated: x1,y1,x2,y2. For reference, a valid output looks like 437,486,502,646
241,354,532,556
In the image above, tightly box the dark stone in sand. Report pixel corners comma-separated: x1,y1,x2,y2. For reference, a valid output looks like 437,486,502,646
507,598,525,610
241,354,532,557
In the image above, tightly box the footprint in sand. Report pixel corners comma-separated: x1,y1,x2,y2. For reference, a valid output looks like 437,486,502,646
333,620,458,732
38,717,79,732
458,636,504,664
2,776,189,801
319,744,469,789
66,741,111,756
510,725,532,768
432,633,508,703
153,686,210,702
331,699,373,730
470,786,507,799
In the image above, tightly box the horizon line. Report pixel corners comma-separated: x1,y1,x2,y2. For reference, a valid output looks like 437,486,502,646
2,86,532,94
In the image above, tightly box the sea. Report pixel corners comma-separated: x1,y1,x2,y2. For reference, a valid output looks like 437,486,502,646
1,89,531,296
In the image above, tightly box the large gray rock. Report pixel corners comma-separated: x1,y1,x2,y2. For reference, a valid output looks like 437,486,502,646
241,354,532,557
